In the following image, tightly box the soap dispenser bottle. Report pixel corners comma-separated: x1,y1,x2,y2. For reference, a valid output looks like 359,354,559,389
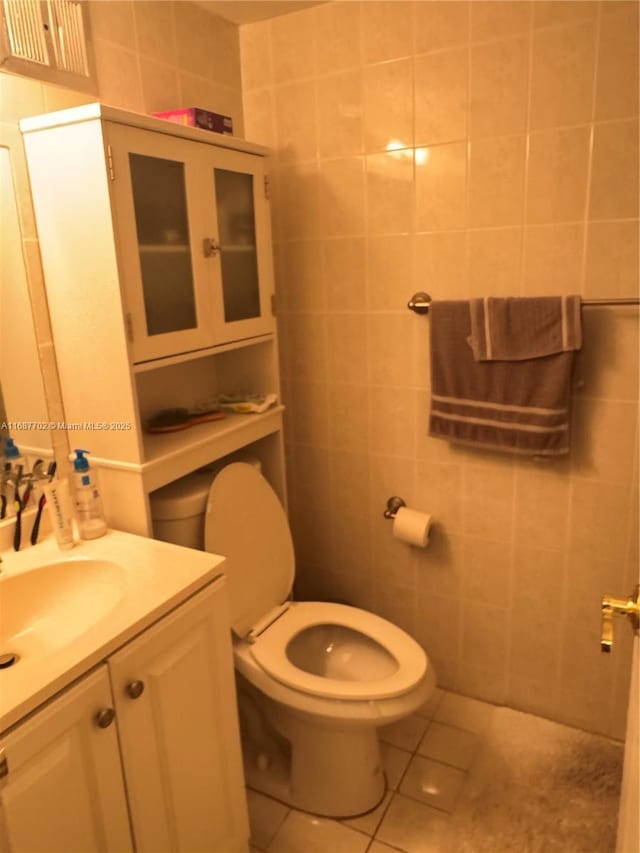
72,449,107,539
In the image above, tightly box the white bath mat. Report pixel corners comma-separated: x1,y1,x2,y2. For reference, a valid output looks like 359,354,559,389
448,706,623,853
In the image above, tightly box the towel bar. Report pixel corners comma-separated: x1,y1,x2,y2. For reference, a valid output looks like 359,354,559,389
407,293,640,314
408,292,432,313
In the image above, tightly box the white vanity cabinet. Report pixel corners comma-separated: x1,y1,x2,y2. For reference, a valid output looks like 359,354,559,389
0,667,133,853
0,579,249,853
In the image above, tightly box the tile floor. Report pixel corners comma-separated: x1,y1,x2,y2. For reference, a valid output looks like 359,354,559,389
246,689,491,852
245,689,623,853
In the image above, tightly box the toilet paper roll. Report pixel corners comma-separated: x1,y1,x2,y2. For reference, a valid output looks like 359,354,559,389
392,507,432,547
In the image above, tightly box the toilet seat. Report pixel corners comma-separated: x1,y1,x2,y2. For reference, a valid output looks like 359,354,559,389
250,601,427,700
234,640,435,726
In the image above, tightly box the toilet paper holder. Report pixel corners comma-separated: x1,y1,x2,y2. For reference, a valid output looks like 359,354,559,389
383,496,406,519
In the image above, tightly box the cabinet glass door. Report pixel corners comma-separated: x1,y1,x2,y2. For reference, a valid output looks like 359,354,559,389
107,123,215,363
214,168,260,323
129,153,196,336
206,148,275,344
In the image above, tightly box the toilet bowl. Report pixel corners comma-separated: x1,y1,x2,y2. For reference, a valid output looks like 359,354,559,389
151,462,436,817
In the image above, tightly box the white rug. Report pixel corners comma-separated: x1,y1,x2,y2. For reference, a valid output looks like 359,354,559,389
447,707,623,853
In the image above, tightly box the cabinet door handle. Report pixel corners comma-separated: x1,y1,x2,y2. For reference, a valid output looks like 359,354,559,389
95,708,116,729
126,680,145,700
203,238,220,257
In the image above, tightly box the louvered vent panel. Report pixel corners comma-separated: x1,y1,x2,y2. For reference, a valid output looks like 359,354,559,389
47,0,89,75
2,0,49,65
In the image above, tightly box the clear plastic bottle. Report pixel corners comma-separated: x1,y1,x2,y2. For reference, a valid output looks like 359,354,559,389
44,478,75,549
72,449,107,539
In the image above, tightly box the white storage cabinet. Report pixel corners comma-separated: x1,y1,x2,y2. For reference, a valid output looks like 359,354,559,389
107,120,274,363
21,104,285,535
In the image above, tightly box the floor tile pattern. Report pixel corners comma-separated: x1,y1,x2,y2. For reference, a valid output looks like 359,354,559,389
246,691,623,853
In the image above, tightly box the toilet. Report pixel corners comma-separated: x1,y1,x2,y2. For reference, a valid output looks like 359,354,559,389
151,462,436,817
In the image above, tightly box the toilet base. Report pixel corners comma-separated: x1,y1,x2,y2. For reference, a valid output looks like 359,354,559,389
243,716,386,818
245,763,387,821
237,677,386,818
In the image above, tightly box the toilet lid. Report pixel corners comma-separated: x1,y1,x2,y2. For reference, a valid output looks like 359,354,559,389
204,462,294,636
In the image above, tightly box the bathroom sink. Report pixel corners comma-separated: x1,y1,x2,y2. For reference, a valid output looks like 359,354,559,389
0,529,225,733
0,558,125,659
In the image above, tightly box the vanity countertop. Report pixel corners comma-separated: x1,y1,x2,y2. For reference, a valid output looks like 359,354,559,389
0,530,225,732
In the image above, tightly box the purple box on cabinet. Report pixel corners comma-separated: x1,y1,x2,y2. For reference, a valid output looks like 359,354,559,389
152,107,233,136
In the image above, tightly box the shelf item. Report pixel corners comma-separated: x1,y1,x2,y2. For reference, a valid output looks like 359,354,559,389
145,407,227,434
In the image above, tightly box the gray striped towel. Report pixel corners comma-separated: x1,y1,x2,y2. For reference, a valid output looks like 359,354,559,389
469,296,582,361
429,297,583,456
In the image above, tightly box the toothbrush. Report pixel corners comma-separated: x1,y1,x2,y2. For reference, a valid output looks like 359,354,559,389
21,459,43,508
0,462,11,518
0,462,10,519
30,461,56,546
13,463,23,551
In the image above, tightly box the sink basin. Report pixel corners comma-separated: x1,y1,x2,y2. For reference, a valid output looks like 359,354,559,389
0,558,125,659
0,529,224,732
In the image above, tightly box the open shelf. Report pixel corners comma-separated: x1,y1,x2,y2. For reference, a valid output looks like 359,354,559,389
140,405,284,491
132,332,274,373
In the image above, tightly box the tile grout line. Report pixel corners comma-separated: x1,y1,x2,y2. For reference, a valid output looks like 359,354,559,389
380,691,497,829
371,695,446,846
246,785,291,853
255,692,488,851
374,691,463,841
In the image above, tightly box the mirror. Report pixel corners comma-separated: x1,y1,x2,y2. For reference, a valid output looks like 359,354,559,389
0,146,52,461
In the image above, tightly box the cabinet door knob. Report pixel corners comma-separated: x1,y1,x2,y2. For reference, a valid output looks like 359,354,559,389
95,708,116,729
126,680,145,699
203,237,220,257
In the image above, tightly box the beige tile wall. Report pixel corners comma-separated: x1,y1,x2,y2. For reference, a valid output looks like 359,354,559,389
241,0,639,738
88,0,243,124
0,0,243,471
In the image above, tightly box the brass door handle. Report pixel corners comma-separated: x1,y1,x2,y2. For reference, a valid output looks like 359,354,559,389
600,585,639,653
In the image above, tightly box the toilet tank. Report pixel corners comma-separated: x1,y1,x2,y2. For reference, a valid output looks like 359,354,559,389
150,469,213,548
150,458,261,549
